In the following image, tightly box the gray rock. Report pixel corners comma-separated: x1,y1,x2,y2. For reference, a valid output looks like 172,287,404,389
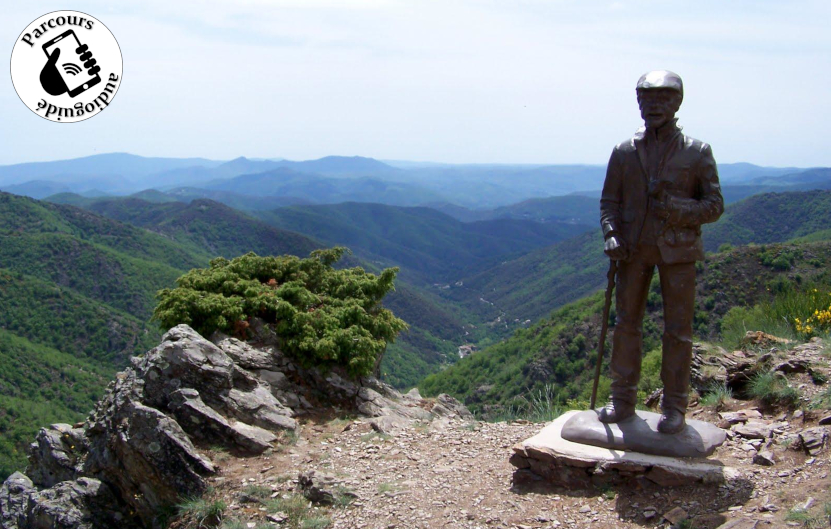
733,420,773,440
663,506,688,524
274,390,302,410
256,369,291,391
753,450,776,466
359,377,403,401
22,478,134,529
213,335,280,370
137,325,296,433
718,409,762,426
297,470,337,504
168,389,275,455
228,422,278,454
433,394,474,421
247,317,281,346
798,427,828,455
0,472,34,529
403,388,422,401
324,371,359,399
370,415,413,435
774,358,809,374
27,424,87,488
560,410,727,458
134,325,236,411
224,386,296,431
83,369,214,528
644,388,663,408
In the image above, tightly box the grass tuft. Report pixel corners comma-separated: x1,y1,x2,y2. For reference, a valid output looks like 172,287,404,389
177,497,226,528
747,371,801,407
810,386,831,410
699,382,733,409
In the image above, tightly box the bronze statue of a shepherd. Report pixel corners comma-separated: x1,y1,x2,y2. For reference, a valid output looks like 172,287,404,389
598,70,724,434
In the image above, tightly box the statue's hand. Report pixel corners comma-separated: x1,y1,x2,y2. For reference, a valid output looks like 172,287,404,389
604,235,627,261
655,195,687,226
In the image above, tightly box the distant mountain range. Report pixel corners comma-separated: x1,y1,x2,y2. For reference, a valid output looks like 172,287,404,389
5,153,827,209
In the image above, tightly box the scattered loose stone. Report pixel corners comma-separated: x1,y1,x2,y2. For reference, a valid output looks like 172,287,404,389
663,506,688,524
753,450,775,466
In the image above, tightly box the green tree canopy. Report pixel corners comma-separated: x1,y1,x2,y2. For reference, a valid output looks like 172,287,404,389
153,247,407,377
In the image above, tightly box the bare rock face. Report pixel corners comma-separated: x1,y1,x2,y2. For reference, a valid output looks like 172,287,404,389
167,389,277,455
0,472,33,529
22,478,136,529
82,369,215,528
432,394,475,421
26,425,87,488
135,325,296,432
797,427,828,455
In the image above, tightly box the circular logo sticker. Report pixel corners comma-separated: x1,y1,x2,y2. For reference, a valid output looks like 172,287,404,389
10,11,123,123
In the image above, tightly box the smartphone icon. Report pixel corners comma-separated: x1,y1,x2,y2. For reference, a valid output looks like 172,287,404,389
42,30,101,98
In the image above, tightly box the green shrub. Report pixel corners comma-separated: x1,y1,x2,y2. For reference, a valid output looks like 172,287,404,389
720,283,831,347
718,243,733,253
747,372,801,407
153,248,407,377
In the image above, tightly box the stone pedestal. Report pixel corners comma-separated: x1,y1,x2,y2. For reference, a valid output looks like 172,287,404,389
561,409,727,458
511,411,740,488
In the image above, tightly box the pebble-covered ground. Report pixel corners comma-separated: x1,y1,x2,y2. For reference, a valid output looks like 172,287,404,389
197,337,831,529
207,410,829,529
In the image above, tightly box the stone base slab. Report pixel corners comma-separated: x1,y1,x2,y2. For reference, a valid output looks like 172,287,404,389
511,411,741,488
561,409,727,458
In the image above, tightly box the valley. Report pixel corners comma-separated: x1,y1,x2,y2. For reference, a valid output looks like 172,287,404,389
2,153,831,483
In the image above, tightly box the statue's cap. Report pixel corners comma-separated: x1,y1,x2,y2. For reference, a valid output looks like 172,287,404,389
636,70,683,98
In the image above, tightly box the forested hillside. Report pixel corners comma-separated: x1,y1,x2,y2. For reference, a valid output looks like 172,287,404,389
703,190,831,250
421,241,831,415
36,194,486,388
254,202,591,284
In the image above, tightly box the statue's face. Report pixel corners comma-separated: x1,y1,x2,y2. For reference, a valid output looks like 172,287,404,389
637,88,682,129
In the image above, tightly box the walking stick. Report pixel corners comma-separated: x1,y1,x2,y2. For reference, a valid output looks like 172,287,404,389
590,259,618,410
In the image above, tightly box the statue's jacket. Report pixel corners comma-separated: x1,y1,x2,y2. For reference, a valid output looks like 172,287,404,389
600,124,724,264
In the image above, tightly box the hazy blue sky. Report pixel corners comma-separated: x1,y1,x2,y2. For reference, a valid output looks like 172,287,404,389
2,1,829,166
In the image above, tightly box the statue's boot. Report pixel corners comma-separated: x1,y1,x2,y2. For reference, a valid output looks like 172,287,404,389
657,393,688,434
597,400,635,423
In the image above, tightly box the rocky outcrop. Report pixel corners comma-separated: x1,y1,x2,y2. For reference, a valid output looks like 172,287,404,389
26,425,87,489
691,336,827,395
22,478,133,529
81,368,215,527
1,323,472,529
0,473,33,529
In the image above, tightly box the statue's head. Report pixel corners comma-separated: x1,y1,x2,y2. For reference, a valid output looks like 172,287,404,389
636,70,683,130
